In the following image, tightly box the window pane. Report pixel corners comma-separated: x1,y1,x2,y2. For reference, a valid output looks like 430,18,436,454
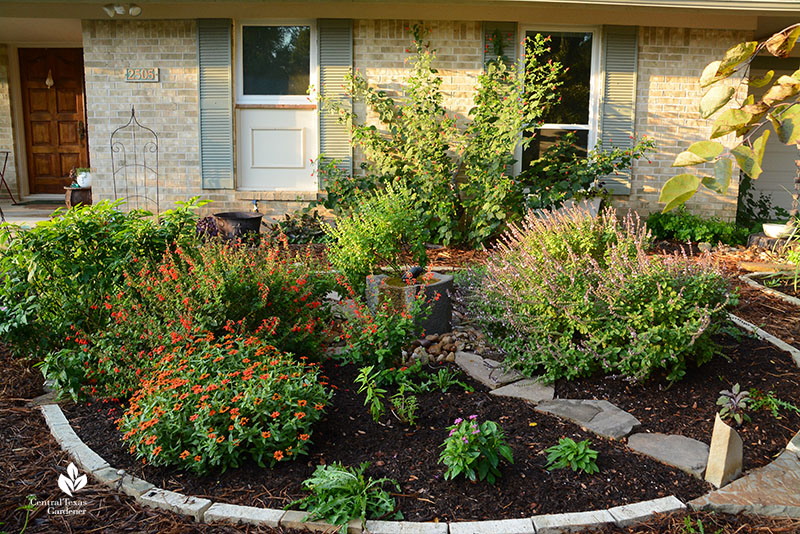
243,26,310,95
526,31,592,125
522,128,589,171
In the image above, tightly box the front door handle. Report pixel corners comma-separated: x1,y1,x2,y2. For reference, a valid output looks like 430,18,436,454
78,121,86,141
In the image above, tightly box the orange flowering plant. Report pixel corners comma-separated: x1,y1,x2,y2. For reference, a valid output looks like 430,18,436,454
117,334,331,474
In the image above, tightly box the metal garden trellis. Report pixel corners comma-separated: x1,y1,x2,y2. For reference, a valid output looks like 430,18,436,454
110,106,160,214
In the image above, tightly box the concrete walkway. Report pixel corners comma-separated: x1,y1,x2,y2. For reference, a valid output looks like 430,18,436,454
0,201,62,227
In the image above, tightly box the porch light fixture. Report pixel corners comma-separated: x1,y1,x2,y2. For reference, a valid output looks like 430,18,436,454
45,69,54,89
102,3,142,17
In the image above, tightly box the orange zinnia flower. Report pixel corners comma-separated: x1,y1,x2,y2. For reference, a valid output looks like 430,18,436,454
273,450,284,460
262,431,271,439
180,450,190,459
194,455,202,462
299,434,309,441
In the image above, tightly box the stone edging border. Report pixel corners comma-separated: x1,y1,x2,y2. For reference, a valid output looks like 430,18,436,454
38,401,687,533
739,272,800,308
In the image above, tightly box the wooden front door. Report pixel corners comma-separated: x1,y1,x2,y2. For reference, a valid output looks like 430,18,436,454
19,48,89,194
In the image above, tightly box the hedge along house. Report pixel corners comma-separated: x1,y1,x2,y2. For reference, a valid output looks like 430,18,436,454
0,1,797,221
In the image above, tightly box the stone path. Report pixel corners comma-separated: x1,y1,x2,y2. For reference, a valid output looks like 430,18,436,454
627,433,709,478
535,399,641,440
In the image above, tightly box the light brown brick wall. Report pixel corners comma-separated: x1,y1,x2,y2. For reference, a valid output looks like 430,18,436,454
351,19,483,173
616,26,753,222
0,45,18,201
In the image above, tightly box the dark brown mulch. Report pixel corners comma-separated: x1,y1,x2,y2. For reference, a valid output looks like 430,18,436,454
734,282,800,348
556,333,800,472
62,361,709,522
287,243,489,270
0,343,44,400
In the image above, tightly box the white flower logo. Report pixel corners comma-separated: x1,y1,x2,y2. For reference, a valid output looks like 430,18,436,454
58,463,87,497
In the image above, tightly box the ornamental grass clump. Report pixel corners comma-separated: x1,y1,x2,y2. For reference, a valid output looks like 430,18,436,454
473,206,732,383
117,335,331,475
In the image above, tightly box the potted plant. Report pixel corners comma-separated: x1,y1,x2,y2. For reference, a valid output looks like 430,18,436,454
325,183,454,334
75,167,92,188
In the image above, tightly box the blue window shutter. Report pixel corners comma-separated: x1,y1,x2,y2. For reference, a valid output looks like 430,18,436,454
198,19,233,189
600,26,638,195
318,19,353,176
483,22,517,65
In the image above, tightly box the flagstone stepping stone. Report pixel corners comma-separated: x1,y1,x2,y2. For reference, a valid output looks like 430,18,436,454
454,351,523,390
627,433,709,479
490,378,554,404
690,450,800,517
535,399,640,440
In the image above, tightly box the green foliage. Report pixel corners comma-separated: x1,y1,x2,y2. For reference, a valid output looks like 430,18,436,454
290,462,401,531
439,416,513,484
425,367,472,393
266,210,330,244
325,183,428,294
316,25,564,247
521,132,656,210
355,366,387,422
717,383,751,426
0,198,203,358
116,336,331,475
659,24,800,212
682,515,723,534
389,385,419,426
748,388,800,420
545,437,599,475
646,206,749,245
472,207,732,383
736,174,790,230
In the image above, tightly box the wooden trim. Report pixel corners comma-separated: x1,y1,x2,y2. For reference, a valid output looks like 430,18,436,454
236,103,317,110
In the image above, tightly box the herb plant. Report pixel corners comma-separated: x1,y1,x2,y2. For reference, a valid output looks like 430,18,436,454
717,383,751,426
425,367,473,393
749,388,800,420
646,207,749,245
355,366,387,423
290,462,401,531
389,385,419,426
545,437,599,475
439,416,513,484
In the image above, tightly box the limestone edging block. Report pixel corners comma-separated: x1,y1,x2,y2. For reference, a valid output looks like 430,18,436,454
139,488,212,522
608,496,686,526
704,414,743,488
204,502,284,527
532,510,615,533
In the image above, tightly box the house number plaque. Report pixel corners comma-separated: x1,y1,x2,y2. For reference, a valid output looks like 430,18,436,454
125,67,159,82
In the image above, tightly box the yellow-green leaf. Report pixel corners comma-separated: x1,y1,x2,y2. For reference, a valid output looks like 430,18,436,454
673,140,725,167
673,151,707,167
700,86,735,119
763,79,800,106
710,109,754,139
765,24,800,58
700,60,723,88
771,104,800,144
660,173,701,212
748,70,774,88
753,130,770,166
702,158,732,194
717,41,758,77
730,145,763,180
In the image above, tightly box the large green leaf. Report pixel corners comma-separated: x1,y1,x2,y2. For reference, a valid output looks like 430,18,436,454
765,24,800,58
660,173,701,212
710,109,753,139
702,158,732,194
753,130,771,166
716,41,758,78
730,145,763,180
771,104,800,144
700,86,735,119
748,70,774,88
700,60,723,88
673,151,707,167
672,141,724,167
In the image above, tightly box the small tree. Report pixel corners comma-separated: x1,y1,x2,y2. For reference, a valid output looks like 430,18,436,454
317,24,564,247
659,24,800,214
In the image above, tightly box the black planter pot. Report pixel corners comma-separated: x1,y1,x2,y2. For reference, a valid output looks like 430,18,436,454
213,211,263,240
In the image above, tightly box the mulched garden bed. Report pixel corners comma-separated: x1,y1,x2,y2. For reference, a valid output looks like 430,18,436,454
62,361,709,522
734,283,800,348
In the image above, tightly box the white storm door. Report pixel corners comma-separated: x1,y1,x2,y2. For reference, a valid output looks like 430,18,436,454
237,22,318,191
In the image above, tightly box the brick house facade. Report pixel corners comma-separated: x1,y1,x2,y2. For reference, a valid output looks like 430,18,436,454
0,1,796,221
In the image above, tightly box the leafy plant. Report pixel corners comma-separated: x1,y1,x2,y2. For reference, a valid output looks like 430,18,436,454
471,206,732,383
389,385,419,426
683,515,723,534
439,415,513,484
266,210,330,244
325,183,428,294
736,174,790,230
749,388,800,419
316,24,565,247
646,206,749,245
717,383,751,426
660,24,800,214
117,335,331,475
290,462,401,531
521,132,656,211
355,366,387,422
425,367,472,393
545,437,599,475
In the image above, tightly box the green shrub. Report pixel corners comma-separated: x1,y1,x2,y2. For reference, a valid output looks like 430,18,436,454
325,183,428,294
290,462,401,530
0,199,202,358
646,207,749,245
473,207,732,383
545,437,599,475
44,238,334,400
117,335,331,475
438,415,513,484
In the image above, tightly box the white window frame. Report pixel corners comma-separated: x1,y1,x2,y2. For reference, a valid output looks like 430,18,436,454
235,20,319,105
515,25,602,172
